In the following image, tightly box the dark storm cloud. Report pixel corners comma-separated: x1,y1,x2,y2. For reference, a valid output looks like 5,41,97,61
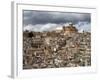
23,10,91,26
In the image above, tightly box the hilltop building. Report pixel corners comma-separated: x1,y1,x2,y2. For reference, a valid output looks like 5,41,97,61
63,23,78,35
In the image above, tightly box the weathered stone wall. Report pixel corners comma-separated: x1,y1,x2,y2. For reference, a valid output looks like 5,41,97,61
23,31,91,69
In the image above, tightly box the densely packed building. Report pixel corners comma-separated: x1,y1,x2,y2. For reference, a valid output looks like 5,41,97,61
23,24,91,69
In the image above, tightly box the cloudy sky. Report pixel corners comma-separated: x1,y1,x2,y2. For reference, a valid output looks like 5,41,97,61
23,10,91,32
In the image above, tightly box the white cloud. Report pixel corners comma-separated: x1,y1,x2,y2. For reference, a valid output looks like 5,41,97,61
24,23,62,32
75,22,91,32
24,22,91,32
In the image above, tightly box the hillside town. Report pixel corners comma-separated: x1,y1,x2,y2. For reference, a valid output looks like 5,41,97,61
23,23,91,69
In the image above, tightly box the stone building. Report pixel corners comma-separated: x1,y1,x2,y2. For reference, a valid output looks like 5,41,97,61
63,23,78,35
